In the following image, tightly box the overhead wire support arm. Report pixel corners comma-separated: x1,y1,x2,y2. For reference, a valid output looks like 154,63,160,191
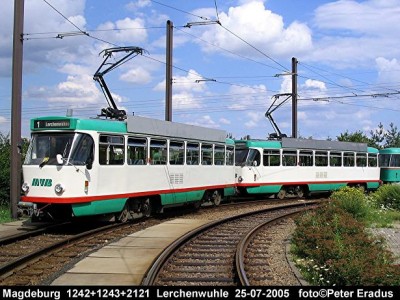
93,46,146,120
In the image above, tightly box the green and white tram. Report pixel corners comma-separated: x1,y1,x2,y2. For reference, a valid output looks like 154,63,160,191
21,115,236,221
234,138,381,198
379,148,400,184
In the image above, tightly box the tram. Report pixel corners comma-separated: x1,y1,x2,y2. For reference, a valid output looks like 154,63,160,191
234,138,381,198
20,115,236,221
379,148,400,184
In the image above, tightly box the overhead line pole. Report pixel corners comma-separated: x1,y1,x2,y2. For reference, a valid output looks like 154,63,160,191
11,0,25,219
165,20,173,121
291,57,298,138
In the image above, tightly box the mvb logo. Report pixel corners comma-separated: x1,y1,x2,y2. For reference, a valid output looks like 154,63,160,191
31,178,53,187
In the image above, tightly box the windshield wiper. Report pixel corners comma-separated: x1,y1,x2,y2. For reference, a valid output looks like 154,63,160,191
39,157,49,168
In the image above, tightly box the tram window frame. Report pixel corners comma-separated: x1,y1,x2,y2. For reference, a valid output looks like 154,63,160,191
356,153,367,167
282,150,297,167
298,150,313,167
214,145,225,165
169,141,184,165
201,143,213,165
315,151,328,167
99,135,125,165
343,152,355,167
186,142,199,165
127,137,147,165
150,139,167,165
263,149,281,166
226,146,234,166
368,153,378,167
329,151,342,167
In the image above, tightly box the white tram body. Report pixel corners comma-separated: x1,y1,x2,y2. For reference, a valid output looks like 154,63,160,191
234,138,381,198
21,116,235,220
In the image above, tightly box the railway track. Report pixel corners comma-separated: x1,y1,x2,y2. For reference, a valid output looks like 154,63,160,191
0,219,161,285
142,201,320,286
0,198,317,285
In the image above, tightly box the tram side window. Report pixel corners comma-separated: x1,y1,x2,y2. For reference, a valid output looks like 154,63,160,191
315,151,328,167
99,135,125,165
330,152,342,167
391,154,400,167
226,146,234,166
368,153,378,167
169,141,184,165
282,150,297,166
186,143,199,165
379,154,390,167
201,144,213,165
150,139,167,165
343,152,355,167
263,149,281,166
299,150,313,166
127,137,147,165
214,145,225,165
356,153,367,167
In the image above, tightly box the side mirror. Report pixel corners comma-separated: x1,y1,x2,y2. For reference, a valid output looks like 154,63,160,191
56,154,64,165
86,158,93,170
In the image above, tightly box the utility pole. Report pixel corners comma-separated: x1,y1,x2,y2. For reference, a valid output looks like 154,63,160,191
10,0,25,219
165,20,173,121
291,57,298,138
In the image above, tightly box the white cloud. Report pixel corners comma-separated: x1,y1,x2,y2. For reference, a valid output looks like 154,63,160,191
173,91,202,110
227,84,267,110
197,0,312,57
95,17,148,45
120,67,152,84
245,111,263,128
376,57,400,84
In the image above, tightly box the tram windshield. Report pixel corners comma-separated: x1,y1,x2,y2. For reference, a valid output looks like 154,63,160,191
24,133,94,167
235,148,260,166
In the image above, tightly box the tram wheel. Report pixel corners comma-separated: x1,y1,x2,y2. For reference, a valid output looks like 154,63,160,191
295,186,304,198
141,198,152,217
277,189,286,200
117,205,130,223
211,190,222,206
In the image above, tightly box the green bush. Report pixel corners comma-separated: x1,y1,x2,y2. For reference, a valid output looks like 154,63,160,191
330,186,370,221
292,203,400,286
370,184,400,211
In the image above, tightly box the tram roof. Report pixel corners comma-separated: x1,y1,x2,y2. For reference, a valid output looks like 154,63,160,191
127,115,227,143
379,148,400,154
235,137,373,152
30,116,228,143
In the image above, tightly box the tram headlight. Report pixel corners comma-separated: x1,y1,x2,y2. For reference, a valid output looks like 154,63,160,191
238,176,243,183
54,183,65,195
21,182,30,194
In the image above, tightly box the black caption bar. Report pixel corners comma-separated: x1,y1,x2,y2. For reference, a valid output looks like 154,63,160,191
1,286,399,300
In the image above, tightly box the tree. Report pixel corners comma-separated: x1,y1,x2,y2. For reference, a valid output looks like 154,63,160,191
336,130,378,148
0,133,11,206
385,123,400,148
0,133,29,206
370,122,385,149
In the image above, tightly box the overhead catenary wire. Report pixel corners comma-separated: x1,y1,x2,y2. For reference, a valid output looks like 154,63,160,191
5,0,397,131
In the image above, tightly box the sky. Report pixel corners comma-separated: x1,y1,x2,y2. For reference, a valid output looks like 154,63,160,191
1,0,400,140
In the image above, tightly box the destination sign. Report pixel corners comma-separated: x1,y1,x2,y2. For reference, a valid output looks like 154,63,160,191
33,119,71,129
